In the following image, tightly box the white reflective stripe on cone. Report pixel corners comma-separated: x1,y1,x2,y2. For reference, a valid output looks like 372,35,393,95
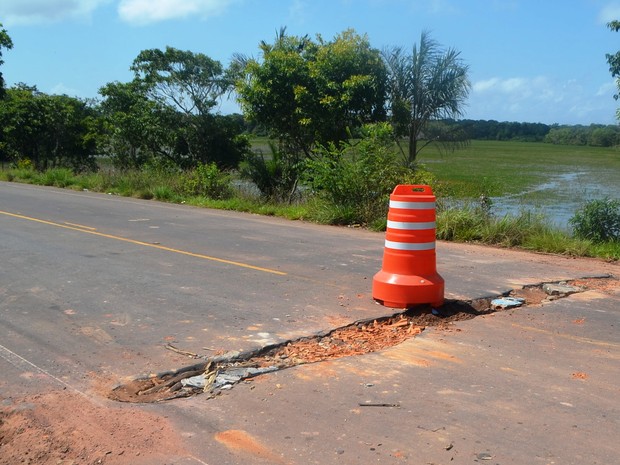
389,200,435,210
385,240,436,251
387,220,436,230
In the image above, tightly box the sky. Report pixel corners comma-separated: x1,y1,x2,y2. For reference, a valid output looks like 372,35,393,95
1,0,620,125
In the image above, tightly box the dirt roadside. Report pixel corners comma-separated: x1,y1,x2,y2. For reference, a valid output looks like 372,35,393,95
0,389,190,465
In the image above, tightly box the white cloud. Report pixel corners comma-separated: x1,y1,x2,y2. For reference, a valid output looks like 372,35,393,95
118,0,237,25
596,80,617,96
469,75,616,124
0,0,110,26
472,77,499,92
473,76,553,98
499,77,527,93
473,76,542,96
598,3,620,24
50,82,82,97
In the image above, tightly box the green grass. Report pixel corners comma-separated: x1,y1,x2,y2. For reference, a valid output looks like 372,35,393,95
418,140,620,199
589,241,620,260
248,136,273,154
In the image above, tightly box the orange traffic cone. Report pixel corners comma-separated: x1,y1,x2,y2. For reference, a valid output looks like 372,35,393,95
372,185,444,308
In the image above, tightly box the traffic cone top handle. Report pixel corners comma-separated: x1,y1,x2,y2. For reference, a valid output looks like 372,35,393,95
392,185,434,196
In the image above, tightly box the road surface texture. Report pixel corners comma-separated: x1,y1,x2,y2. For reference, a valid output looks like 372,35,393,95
1,181,618,464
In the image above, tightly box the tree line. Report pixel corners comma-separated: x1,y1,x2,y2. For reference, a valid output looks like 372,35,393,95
435,119,620,146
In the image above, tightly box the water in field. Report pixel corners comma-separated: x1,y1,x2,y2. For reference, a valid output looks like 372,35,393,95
420,141,620,231
490,169,620,230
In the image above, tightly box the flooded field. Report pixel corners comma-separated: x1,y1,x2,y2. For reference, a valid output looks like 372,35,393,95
424,140,620,230
492,169,620,229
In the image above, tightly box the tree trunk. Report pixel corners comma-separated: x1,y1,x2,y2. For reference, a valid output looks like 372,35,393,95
408,127,417,167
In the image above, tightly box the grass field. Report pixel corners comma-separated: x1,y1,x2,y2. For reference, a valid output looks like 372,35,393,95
413,140,620,230
417,140,620,198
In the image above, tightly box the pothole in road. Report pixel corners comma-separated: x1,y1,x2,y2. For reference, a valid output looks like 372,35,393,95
109,275,617,403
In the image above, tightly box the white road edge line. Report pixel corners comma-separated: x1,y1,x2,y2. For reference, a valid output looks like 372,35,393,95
0,342,96,403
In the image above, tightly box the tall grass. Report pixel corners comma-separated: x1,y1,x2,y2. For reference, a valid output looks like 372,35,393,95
39,168,76,187
436,204,610,257
436,206,486,242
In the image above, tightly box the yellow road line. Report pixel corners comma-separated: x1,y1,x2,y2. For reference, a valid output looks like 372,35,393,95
64,222,97,231
1,210,287,276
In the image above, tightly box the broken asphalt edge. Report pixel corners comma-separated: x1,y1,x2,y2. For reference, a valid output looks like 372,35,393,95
111,273,616,393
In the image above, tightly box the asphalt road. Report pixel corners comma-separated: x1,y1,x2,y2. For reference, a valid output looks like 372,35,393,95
1,181,618,465
0,182,395,383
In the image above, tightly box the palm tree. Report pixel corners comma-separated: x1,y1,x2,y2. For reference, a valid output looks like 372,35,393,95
383,31,471,167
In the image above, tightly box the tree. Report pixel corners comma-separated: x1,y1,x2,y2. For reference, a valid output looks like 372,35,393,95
236,28,387,158
128,47,247,169
0,23,13,99
0,85,97,170
131,46,228,117
98,80,174,168
235,28,315,166
383,32,470,166
589,126,619,147
607,21,620,107
235,28,386,200
307,30,387,144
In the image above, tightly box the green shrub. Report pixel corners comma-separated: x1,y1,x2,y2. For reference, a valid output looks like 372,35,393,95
153,185,176,201
135,189,154,200
437,207,553,248
73,172,105,191
40,168,76,187
569,198,620,242
305,123,435,226
15,158,34,170
589,240,620,260
183,162,233,200
308,201,358,226
239,142,302,202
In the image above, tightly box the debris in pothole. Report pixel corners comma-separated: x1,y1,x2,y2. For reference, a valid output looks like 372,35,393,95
542,282,582,297
261,316,424,366
181,366,278,390
491,296,525,309
109,276,617,403
109,360,279,403
164,343,199,358
110,315,426,403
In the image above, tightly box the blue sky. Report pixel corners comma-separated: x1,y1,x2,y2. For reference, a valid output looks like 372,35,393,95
1,0,620,125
